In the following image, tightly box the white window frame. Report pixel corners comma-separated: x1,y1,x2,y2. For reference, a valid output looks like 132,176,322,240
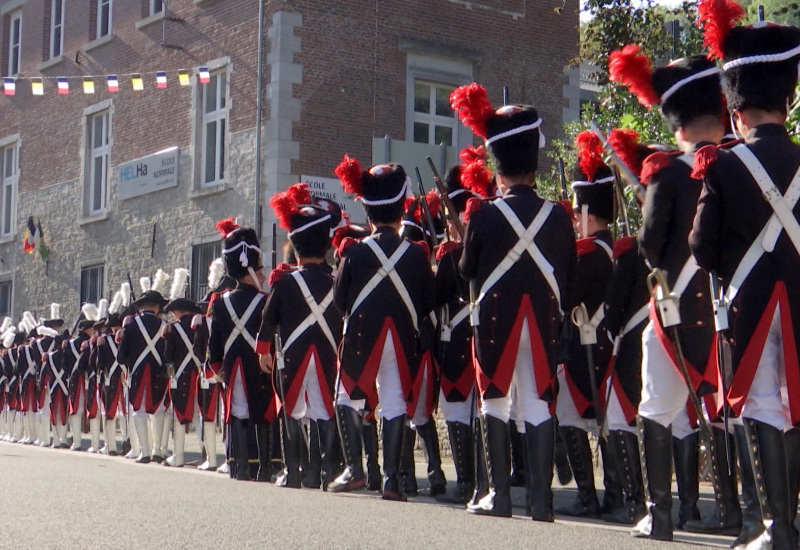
149,0,163,16
96,0,112,39
200,70,228,187
0,277,13,318
86,109,111,216
405,53,474,151
50,0,64,59
411,80,459,146
0,138,19,238
79,263,105,305
7,9,21,76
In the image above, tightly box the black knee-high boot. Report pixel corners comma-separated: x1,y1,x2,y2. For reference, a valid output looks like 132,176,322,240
229,417,250,481
468,419,489,507
554,426,600,518
467,415,512,517
382,415,408,501
632,417,673,541
673,432,701,529
278,417,302,488
254,422,273,482
509,421,528,487
602,430,646,525
684,426,742,535
399,424,418,497
436,421,474,504
731,424,764,547
362,418,382,491
328,405,366,493
416,420,447,496
599,435,624,515
525,419,555,522
303,420,321,489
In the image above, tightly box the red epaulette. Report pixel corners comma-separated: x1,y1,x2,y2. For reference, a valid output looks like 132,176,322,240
613,235,636,260
435,240,461,261
337,236,357,259
639,151,680,185
268,263,295,287
463,197,486,224
555,199,574,219
691,139,743,180
576,237,597,257
414,239,431,262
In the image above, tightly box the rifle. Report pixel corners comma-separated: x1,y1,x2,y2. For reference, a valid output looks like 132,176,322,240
426,157,465,240
127,272,137,303
69,310,84,338
612,168,631,237
415,167,440,251
589,122,646,205
274,332,290,440
557,157,569,201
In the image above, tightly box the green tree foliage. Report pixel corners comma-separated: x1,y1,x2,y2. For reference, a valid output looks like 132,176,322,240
740,0,800,25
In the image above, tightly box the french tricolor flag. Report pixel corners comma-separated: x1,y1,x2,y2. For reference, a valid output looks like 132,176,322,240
3,78,15,96
198,67,210,84
57,78,69,94
107,75,119,93
156,71,167,89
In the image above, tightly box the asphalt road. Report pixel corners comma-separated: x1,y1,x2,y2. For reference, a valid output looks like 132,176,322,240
0,438,730,550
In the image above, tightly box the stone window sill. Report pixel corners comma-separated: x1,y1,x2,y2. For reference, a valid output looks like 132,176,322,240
83,34,114,54
37,55,64,72
136,12,164,30
79,211,110,226
0,235,15,245
190,183,227,199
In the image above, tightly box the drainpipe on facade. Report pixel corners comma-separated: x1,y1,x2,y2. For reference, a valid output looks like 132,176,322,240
254,0,266,238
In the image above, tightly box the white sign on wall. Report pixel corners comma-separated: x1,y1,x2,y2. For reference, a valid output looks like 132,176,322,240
117,147,179,200
299,175,366,224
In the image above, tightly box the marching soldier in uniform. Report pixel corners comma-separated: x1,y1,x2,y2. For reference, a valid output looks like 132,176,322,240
66,306,98,451
610,48,729,540
208,218,273,481
34,307,64,448
328,154,435,501
17,313,39,445
452,83,576,520
4,330,24,442
162,295,202,468
117,290,168,464
97,312,126,455
85,300,109,453
257,183,343,490
433,151,492,505
691,7,800,548
555,131,618,520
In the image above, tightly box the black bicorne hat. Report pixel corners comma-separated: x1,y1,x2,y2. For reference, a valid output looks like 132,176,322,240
652,55,724,131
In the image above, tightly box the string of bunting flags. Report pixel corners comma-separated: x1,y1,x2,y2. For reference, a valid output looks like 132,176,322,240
2,67,211,96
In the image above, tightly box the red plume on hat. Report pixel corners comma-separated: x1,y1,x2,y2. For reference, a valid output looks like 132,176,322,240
269,183,313,231
450,83,495,139
697,0,746,60
425,190,442,219
574,131,605,181
334,154,364,197
459,145,493,196
608,128,643,177
215,217,239,238
609,45,661,107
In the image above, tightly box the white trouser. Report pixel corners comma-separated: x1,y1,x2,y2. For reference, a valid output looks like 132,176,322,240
639,319,691,429
337,327,407,421
556,368,598,434
605,385,637,434
132,387,166,418
742,307,792,431
230,365,249,420
440,388,473,426
410,365,430,428
481,319,552,431
289,355,331,421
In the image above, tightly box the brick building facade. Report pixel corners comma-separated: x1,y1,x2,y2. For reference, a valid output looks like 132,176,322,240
0,0,578,321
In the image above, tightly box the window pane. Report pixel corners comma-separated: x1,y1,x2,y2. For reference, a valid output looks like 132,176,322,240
4,149,12,178
53,28,62,57
204,121,217,183
219,118,226,180
414,83,430,114
0,281,11,317
54,0,63,21
435,86,454,117
93,116,104,148
191,242,221,301
4,184,12,234
434,125,453,146
100,3,110,36
219,73,227,109
413,122,429,144
204,78,218,114
93,156,104,211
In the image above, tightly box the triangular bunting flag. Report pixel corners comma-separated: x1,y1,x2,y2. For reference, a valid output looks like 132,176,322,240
31,78,43,96
198,67,210,84
131,74,144,91
3,78,15,96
